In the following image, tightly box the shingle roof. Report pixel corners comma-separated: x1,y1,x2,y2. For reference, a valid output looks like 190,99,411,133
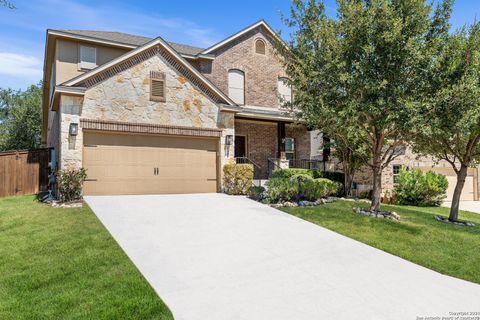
56,30,205,56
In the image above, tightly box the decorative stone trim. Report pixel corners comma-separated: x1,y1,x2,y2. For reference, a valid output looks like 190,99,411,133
352,207,401,221
77,46,226,104
80,119,222,138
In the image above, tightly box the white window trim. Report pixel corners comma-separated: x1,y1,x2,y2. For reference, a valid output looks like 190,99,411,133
79,45,97,70
278,77,292,105
228,69,245,105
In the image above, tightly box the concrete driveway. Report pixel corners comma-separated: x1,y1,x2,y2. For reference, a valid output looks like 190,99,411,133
443,201,480,214
85,194,480,320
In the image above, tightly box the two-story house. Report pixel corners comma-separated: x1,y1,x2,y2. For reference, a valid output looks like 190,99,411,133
42,20,322,195
41,19,479,200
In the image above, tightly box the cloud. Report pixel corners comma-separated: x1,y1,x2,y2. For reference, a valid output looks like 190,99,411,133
0,52,42,79
5,0,222,48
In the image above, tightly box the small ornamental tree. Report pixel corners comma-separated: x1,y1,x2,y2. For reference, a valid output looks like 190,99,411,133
412,22,480,221
281,0,452,211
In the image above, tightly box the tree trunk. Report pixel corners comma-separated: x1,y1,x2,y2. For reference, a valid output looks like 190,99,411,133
449,164,468,222
343,163,355,197
371,165,382,212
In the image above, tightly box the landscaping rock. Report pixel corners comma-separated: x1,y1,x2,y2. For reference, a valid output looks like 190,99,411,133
433,215,475,227
51,200,83,208
352,207,400,221
283,201,298,208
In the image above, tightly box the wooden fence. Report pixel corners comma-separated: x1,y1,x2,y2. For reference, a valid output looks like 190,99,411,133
0,149,50,197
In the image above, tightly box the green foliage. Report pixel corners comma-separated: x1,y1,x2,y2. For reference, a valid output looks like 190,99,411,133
223,163,254,195
314,170,345,184
282,200,480,284
0,0,16,9
0,83,42,151
265,176,300,202
281,0,453,211
393,168,448,207
247,185,266,201
57,168,88,202
0,195,173,319
265,173,339,203
270,168,313,179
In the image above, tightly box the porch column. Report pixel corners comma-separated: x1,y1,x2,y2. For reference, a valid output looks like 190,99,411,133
277,122,286,159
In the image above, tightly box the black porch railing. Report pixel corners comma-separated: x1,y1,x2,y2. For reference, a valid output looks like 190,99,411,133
235,157,264,180
267,158,324,178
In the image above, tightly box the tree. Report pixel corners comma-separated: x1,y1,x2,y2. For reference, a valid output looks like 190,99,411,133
281,0,451,211
412,22,480,222
0,83,42,151
0,0,15,9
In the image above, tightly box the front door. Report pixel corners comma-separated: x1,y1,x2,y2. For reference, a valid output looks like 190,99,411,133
234,136,246,158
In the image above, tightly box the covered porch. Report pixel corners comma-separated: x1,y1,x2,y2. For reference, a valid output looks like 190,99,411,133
232,117,324,179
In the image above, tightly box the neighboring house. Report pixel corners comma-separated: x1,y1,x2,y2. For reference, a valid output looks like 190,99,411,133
41,19,478,200
42,20,322,195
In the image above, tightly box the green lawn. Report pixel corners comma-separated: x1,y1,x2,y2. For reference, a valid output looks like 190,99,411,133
0,196,173,320
282,201,480,284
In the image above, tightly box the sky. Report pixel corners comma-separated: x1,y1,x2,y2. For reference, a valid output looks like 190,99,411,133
0,0,479,90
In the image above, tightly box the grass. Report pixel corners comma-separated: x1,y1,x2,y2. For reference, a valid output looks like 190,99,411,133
0,195,173,320
282,200,480,284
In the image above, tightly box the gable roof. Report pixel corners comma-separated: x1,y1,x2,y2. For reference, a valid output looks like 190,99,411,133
51,29,205,56
201,19,286,54
62,36,235,106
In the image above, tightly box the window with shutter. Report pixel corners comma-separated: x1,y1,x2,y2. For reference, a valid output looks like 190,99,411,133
255,39,266,55
228,69,245,105
150,71,166,102
278,77,292,104
79,45,97,70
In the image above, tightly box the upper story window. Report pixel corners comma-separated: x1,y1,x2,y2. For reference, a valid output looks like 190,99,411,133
228,69,245,105
79,45,97,70
278,77,292,104
255,38,266,55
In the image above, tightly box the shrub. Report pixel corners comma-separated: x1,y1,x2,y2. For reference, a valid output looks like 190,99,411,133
270,168,313,179
265,174,340,203
265,177,300,202
248,185,266,201
223,163,254,195
393,168,448,206
270,169,345,195
57,168,87,202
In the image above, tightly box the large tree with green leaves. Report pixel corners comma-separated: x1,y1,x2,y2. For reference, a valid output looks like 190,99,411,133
281,0,451,211
0,83,42,151
412,22,480,222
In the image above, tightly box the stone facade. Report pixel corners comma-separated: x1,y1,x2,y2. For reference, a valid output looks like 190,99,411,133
57,52,234,170
198,26,287,108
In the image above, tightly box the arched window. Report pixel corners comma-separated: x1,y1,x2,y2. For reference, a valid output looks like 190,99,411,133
278,77,292,104
228,69,245,105
255,38,266,55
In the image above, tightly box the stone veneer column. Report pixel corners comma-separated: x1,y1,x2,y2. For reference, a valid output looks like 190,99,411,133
59,94,84,170
219,111,235,168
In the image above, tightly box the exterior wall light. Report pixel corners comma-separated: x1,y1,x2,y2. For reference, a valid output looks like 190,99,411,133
69,123,79,136
225,135,233,146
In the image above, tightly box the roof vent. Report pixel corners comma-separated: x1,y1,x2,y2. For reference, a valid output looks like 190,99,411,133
150,71,166,102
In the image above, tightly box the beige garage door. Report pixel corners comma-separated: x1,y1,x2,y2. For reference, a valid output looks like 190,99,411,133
423,167,476,201
83,131,218,195
445,176,475,201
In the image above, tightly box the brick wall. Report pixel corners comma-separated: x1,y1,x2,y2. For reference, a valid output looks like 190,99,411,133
199,26,287,108
286,123,311,160
235,119,311,178
235,119,277,178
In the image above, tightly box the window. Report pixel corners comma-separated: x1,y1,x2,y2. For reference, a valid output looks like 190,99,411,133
150,71,166,102
255,38,266,55
278,77,292,104
393,165,401,183
79,45,97,69
285,137,295,160
228,69,245,105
